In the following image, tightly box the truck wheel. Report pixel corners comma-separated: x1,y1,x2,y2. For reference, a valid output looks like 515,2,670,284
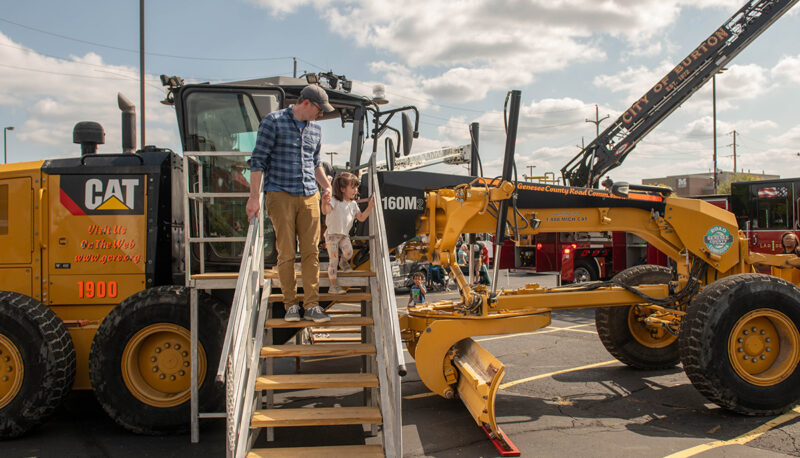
595,265,679,369
89,286,227,434
679,274,800,415
0,291,75,439
573,260,598,283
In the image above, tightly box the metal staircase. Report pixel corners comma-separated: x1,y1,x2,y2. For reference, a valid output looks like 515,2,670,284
212,156,404,458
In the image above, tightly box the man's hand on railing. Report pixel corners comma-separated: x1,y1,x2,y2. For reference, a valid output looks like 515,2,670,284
246,195,260,221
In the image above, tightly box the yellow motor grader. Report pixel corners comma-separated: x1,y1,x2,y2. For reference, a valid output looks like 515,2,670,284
389,91,800,452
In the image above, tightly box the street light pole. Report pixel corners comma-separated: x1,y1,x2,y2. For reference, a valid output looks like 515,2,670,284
326,151,338,166
3,126,14,164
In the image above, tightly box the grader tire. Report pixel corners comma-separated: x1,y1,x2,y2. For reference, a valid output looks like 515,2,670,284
0,291,75,439
89,286,227,434
595,265,680,370
679,274,800,415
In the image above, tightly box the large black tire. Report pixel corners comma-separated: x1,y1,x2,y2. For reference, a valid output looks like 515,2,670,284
89,286,227,434
679,274,800,415
0,291,75,439
595,265,680,369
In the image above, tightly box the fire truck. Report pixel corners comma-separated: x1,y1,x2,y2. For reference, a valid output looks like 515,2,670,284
500,0,791,282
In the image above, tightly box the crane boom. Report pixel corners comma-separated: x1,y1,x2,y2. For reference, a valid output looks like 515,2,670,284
377,145,470,171
561,0,798,188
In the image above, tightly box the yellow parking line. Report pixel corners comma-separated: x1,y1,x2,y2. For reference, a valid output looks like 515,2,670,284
403,359,619,399
476,323,596,343
664,405,800,458
499,360,618,389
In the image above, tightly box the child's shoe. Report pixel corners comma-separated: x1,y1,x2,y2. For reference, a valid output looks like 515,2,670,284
328,285,346,295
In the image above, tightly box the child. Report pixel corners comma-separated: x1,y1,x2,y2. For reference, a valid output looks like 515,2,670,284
408,271,427,306
321,172,374,294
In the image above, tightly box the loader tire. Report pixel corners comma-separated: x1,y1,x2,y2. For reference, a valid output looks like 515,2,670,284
595,265,680,370
89,286,227,434
0,291,75,439
679,274,800,415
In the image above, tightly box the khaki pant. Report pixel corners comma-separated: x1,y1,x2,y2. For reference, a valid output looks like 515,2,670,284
266,191,320,310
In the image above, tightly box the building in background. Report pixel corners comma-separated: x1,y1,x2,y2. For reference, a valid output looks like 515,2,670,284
643,171,779,197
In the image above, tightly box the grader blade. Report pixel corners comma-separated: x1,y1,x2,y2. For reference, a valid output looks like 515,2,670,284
453,339,504,438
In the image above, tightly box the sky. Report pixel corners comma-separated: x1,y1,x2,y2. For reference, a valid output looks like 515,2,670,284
1,0,799,186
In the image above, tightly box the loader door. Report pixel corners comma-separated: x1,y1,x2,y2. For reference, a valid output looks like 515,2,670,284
0,177,33,296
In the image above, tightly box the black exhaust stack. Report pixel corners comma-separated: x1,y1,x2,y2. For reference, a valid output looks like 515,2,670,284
491,90,521,296
118,93,137,153
73,121,105,156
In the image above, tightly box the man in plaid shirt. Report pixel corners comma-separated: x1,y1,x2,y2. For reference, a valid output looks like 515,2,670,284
247,84,335,323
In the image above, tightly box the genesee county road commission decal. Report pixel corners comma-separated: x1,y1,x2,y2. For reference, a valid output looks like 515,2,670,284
704,225,734,255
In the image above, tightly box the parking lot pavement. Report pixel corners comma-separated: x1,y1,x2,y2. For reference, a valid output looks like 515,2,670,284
5,272,800,457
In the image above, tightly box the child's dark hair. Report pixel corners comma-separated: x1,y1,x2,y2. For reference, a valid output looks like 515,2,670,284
332,172,360,201
412,271,425,280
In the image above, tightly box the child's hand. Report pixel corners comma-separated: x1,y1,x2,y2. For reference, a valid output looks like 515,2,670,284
367,195,375,208
322,193,331,204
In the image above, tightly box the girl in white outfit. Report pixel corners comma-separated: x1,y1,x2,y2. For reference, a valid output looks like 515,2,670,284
321,172,374,294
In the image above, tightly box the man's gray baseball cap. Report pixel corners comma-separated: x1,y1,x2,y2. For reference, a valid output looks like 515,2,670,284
301,84,335,112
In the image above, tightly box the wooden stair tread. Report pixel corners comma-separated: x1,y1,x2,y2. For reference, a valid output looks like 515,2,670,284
251,406,382,428
265,270,376,279
190,271,375,280
261,343,375,358
248,445,384,458
255,373,378,390
265,316,372,328
312,326,362,333
268,292,371,302
326,310,362,315
312,336,363,343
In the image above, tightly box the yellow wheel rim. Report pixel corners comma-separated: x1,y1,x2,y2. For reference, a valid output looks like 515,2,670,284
728,309,800,386
627,305,678,349
121,324,206,408
0,334,24,409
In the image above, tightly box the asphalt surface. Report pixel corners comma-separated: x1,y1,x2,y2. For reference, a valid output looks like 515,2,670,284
4,271,800,457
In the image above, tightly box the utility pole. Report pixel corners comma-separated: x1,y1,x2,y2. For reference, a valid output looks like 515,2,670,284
326,151,337,166
728,130,738,175
293,57,297,78
585,104,609,137
526,165,536,178
3,126,14,164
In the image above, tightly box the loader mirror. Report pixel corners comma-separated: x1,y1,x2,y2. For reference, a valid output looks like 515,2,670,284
402,112,413,156
385,137,397,159
611,182,629,198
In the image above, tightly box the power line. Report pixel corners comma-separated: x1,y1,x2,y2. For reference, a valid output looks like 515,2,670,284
0,16,293,62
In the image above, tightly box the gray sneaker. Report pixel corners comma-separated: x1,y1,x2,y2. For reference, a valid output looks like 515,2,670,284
328,285,346,295
284,304,301,322
304,305,331,323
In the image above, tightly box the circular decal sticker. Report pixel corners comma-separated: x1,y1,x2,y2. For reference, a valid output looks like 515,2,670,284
704,225,734,255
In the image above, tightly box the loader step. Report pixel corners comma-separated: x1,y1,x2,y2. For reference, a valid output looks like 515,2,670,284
268,292,371,302
248,445,384,458
261,343,376,358
326,309,363,315
312,336,363,343
255,373,378,390
251,406,382,428
265,316,373,328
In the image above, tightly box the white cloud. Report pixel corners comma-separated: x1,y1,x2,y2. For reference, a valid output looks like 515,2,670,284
0,32,179,159
771,54,800,84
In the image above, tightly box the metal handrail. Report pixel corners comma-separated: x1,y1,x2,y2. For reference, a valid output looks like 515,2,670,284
215,175,269,458
367,153,405,458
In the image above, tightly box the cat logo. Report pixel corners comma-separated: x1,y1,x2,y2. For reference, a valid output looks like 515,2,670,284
60,175,145,215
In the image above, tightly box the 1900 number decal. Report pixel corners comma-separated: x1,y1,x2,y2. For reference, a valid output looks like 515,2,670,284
77,280,118,298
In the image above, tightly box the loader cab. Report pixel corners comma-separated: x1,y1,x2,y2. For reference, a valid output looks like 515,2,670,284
169,75,386,271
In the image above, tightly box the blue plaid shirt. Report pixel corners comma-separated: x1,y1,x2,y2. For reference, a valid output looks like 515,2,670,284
250,107,322,196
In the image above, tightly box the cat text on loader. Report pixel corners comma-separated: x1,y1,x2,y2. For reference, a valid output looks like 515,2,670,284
394,91,800,454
